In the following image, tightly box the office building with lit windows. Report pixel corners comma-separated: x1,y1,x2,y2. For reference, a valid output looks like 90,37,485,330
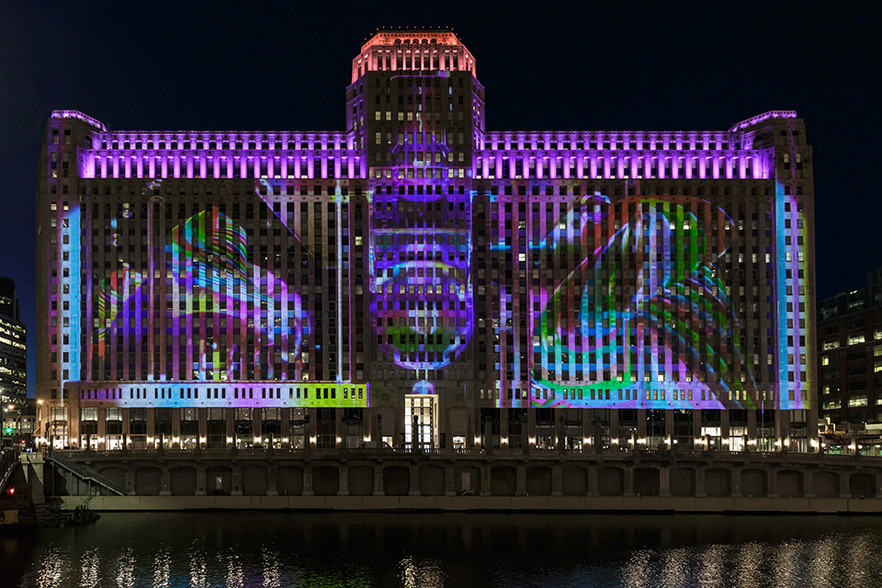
36,30,817,453
0,276,26,409
818,268,882,432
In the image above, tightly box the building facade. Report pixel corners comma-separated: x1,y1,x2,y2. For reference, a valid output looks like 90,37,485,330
818,268,882,432
36,30,817,452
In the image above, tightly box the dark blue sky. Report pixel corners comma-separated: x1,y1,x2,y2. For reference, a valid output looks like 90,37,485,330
2,1,879,395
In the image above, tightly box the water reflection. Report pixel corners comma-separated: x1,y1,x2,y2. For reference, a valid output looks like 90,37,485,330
12,513,882,587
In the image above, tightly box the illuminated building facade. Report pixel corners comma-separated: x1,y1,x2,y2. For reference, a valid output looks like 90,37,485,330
36,30,817,452
818,268,882,429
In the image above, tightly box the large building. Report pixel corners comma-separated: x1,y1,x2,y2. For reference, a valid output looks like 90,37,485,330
36,30,816,453
0,276,26,407
818,268,882,431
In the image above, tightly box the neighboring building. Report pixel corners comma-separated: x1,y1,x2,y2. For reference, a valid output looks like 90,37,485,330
35,30,816,452
0,276,26,408
818,268,882,430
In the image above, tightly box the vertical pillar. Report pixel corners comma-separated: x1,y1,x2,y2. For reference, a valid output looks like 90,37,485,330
146,410,155,447
267,464,278,496
516,465,527,496
731,468,742,498
480,463,491,496
695,468,706,497
839,472,850,499
747,409,757,448
125,467,135,496
623,466,634,497
444,464,456,496
335,410,344,449
409,462,420,496
225,409,235,447
587,466,599,496
231,464,242,496
302,464,314,496
195,466,206,496
159,466,171,496
804,468,815,498
768,468,779,498
552,464,563,496
338,463,349,496
659,467,671,497
636,410,647,441
373,465,384,496
121,408,131,449
97,408,106,449
171,409,181,448
252,408,263,446
198,408,207,448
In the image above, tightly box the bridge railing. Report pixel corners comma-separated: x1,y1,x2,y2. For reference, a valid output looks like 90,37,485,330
0,449,19,493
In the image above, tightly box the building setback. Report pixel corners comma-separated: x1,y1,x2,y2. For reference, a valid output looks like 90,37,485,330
36,30,816,452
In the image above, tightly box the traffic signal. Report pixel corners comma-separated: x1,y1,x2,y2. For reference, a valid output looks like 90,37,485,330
3,427,12,435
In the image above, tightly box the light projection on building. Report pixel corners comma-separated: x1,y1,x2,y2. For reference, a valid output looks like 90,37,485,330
526,194,757,410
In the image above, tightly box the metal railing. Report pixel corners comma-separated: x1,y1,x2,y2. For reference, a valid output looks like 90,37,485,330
0,449,19,493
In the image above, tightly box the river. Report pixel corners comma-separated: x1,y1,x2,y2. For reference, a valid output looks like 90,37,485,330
6,512,882,587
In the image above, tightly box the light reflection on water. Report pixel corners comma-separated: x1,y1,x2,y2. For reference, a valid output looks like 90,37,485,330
10,513,882,587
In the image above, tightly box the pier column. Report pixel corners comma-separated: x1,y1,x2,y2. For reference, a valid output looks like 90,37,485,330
516,465,527,496
266,464,278,496
409,462,420,496
804,468,815,498
480,463,491,496
695,468,707,497
198,408,207,448
623,466,634,497
373,464,385,496
338,463,349,496
171,410,181,449
551,464,563,496
444,464,456,496
659,466,671,497
587,466,599,497
839,472,850,499
767,468,779,498
231,464,243,496
730,468,742,498
97,409,106,450
125,467,135,496
302,464,314,496
159,466,171,496
195,466,206,496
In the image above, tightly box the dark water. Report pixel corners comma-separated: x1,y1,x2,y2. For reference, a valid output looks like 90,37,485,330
6,511,882,587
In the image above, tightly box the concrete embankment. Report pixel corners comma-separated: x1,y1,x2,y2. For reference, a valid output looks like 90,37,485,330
61,494,882,514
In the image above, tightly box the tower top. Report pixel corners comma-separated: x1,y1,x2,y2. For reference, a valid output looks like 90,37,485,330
360,29,464,52
352,29,476,83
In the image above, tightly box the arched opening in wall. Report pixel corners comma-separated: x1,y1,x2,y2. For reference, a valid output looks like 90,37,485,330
313,466,339,496
670,468,695,496
384,466,410,496
741,469,767,497
455,466,480,495
705,469,731,497
242,466,268,496
561,467,587,496
98,467,126,490
170,466,196,496
277,467,303,496
491,466,516,496
419,465,445,496
134,467,161,496
812,471,839,498
777,470,804,498
851,473,876,499
598,467,624,496
526,467,552,496
205,466,232,495
348,465,375,496
634,468,660,496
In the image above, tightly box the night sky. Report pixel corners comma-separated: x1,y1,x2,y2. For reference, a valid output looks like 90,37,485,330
2,2,879,396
